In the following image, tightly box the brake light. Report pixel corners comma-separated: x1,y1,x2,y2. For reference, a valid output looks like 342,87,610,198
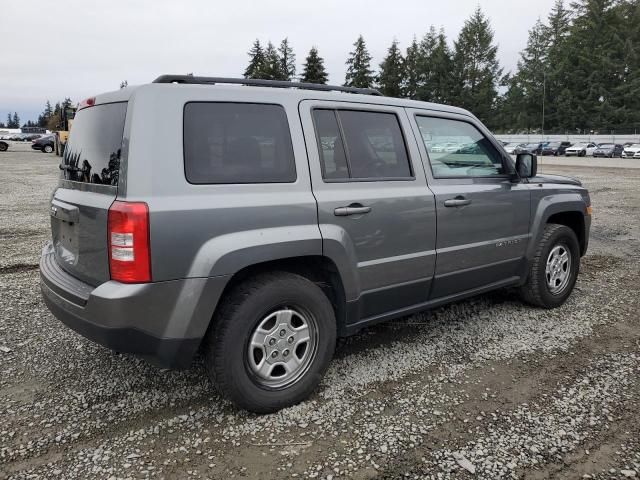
78,97,96,110
108,201,151,283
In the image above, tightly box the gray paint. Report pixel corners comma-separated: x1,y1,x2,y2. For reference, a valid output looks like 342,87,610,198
41,82,592,367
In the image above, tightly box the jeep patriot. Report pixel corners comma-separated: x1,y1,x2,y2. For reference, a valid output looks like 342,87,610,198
40,75,591,413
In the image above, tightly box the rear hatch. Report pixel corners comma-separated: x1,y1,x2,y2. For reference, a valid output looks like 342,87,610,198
51,101,127,286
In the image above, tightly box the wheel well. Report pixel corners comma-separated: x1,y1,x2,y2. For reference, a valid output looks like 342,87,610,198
547,211,586,255
217,256,347,333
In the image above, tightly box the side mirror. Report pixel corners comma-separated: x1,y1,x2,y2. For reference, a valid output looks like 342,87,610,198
515,153,537,178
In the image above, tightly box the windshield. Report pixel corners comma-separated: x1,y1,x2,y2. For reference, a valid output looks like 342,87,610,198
61,102,126,186
599,144,613,148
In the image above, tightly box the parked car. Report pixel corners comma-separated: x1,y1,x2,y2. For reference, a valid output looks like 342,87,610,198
514,142,543,155
0,140,8,152
621,144,640,158
31,135,55,153
504,143,525,155
39,75,592,413
565,142,598,157
592,144,624,158
541,141,572,156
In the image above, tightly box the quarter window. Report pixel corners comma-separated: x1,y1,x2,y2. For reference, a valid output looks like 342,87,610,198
312,109,412,180
183,103,296,184
415,116,505,178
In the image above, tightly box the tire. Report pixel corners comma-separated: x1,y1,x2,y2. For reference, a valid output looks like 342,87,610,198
519,224,580,308
0,142,7,152
43,145,53,153
203,272,336,413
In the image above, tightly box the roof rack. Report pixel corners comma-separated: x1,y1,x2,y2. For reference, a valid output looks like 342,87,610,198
152,75,383,96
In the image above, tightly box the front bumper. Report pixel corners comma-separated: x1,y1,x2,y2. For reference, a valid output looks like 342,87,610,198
40,244,229,369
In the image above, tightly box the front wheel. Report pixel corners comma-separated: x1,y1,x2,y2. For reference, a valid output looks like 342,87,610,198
204,272,336,413
519,224,580,308
0,142,7,152
43,145,54,153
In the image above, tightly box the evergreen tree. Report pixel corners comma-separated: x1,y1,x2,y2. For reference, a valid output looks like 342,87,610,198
38,100,53,127
244,39,266,79
542,0,573,130
451,7,503,127
502,20,550,131
301,47,328,84
429,29,454,104
278,38,296,81
613,0,640,128
11,112,20,129
378,39,404,97
402,36,422,98
6,113,12,128
261,41,281,80
559,0,623,130
344,35,375,88
416,27,438,101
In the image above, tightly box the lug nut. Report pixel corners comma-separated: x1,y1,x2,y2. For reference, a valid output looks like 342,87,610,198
283,349,289,357
280,329,286,337
271,351,278,358
269,338,276,346
288,336,294,344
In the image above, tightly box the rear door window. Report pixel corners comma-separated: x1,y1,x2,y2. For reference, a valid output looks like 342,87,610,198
62,102,127,186
183,102,296,184
312,109,412,181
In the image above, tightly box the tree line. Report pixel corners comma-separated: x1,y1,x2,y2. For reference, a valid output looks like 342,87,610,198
0,112,21,129
243,0,640,133
10,0,638,134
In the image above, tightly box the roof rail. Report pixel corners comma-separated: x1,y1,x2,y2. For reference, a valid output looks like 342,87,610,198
152,75,383,96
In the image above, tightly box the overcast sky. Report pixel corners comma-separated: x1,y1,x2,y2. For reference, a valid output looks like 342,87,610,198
2,0,556,124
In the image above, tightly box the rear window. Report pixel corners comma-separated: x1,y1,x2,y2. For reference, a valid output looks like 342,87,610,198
62,102,126,186
183,102,296,184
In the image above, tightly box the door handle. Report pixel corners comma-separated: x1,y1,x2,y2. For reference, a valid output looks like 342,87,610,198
443,197,471,207
334,204,372,216
50,199,80,223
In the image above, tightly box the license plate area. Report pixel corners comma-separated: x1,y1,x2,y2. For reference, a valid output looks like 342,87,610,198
51,201,80,267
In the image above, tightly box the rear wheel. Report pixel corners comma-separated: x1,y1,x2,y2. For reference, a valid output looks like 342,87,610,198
204,272,336,413
519,224,580,308
579,150,586,157
43,145,53,153
0,142,7,152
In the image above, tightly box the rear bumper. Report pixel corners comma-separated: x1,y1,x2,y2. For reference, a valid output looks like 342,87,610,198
40,243,230,369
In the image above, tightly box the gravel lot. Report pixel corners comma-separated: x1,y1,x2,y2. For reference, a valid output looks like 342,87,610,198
1,142,639,479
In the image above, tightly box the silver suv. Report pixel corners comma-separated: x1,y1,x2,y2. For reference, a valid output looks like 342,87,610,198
40,75,591,413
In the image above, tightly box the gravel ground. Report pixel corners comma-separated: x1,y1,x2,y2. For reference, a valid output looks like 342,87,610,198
1,142,639,479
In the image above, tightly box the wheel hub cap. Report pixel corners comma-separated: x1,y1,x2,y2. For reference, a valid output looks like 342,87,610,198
247,308,317,389
545,244,572,294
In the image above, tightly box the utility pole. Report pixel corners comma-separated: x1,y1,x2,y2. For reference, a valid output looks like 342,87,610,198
541,71,546,141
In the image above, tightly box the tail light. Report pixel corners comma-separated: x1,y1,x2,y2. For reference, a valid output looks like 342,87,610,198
108,201,151,283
